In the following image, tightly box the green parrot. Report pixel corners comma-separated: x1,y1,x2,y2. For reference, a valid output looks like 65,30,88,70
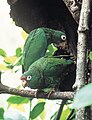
22,27,66,71
20,57,74,90
21,27,75,120
20,27,75,120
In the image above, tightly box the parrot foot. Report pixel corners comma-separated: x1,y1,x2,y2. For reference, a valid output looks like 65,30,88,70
35,89,43,98
47,88,55,98
35,88,55,98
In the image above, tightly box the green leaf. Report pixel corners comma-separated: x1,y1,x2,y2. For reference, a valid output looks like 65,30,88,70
0,48,6,57
45,44,57,56
7,96,29,104
50,111,57,120
16,47,22,57
14,56,22,66
21,30,28,40
0,64,10,71
48,44,54,53
73,83,92,109
89,51,92,61
4,56,17,65
6,64,14,69
60,105,71,120
30,102,45,119
0,108,4,120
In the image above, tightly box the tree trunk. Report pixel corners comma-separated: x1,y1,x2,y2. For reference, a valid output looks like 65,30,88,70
73,0,91,119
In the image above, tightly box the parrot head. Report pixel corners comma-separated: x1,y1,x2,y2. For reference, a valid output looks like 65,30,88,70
52,31,67,49
20,66,43,89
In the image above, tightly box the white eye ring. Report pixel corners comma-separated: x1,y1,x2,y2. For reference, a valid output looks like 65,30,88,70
27,76,32,81
61,35,66,41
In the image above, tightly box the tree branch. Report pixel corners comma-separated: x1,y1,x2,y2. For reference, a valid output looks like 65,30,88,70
73,0,91,119
7,0,18,5
0,72,1,83
63,0,81,23
0,83,74,100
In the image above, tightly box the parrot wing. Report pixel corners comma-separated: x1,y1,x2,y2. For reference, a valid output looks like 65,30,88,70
22,28,48,71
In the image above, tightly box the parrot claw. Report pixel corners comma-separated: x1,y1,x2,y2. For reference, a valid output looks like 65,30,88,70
47,88,55,98
35,88,55,98
35,89,42,98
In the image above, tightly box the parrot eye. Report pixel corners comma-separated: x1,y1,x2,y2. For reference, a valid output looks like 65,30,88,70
61,35,66,41
27,76,32,81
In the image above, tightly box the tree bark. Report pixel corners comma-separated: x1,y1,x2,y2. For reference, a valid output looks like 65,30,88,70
7,0,18,5
73,0,91,119
63,0,81,23
0,83,74,100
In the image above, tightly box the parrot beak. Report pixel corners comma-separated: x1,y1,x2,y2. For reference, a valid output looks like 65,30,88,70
22,80,28,88
54,41,67,49
59,41,67,49
20,76,27,80
20,76,28,88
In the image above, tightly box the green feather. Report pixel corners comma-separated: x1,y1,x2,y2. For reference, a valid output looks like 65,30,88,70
22,27,66,71
22,28,48,71
22,57,74,89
